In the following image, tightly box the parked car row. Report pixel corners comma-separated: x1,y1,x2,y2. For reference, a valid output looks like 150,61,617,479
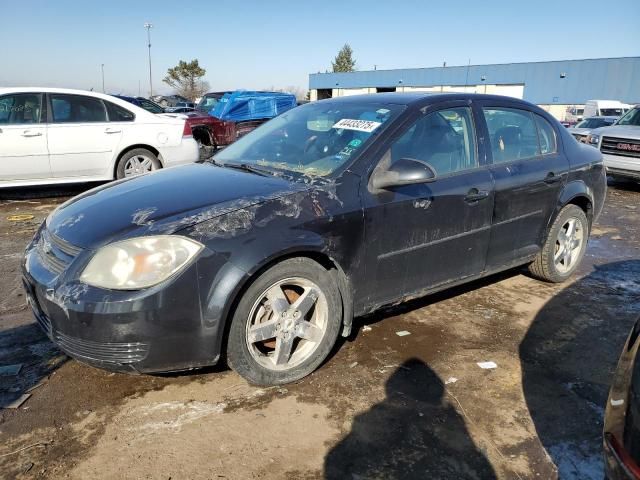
564,100,632,126
586,105,640,182
568,116,618,142
0,87,305,188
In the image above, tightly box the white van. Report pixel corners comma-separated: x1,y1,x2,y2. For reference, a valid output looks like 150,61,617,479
565,106,584,124
583,100,632,119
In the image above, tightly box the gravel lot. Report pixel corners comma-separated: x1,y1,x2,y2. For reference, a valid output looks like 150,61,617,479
1,179,639,480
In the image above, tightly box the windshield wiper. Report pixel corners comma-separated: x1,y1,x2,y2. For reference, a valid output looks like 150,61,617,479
216,161,274,177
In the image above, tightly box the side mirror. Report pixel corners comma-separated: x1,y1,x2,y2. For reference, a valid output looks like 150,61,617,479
371,158,437,190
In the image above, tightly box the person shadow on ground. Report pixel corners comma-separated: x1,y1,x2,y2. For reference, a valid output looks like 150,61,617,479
324,358,496,480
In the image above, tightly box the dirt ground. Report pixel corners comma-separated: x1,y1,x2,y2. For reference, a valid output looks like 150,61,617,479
0,179,639,480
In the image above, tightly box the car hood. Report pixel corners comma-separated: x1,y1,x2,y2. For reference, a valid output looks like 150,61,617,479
46,164,305,249
568,127,589,135
591,125,640,139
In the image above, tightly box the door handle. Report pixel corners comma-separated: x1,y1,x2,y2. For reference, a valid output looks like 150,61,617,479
465,189,490,203
21,130,42,137
104,128,122,134
544,172,563,185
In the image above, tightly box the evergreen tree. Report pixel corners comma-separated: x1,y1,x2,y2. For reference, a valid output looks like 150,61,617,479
332,44,356,73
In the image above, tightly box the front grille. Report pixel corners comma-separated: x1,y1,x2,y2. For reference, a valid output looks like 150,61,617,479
601,136,640,158
23,277,53,337
54,331,149,365
36,229,83,275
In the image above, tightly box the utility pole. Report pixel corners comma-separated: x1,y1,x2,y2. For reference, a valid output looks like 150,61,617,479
464,58,471,89
101,64,105,93
144,23,153,97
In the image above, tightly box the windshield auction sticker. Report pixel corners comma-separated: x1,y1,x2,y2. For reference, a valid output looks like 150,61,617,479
333,118,382,133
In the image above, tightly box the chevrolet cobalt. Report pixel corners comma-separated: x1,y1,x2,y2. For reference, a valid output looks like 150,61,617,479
23,94,606,385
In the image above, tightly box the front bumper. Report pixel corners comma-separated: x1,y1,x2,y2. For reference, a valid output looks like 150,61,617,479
21,231,244,374
604,433,640,480
604,153,640,180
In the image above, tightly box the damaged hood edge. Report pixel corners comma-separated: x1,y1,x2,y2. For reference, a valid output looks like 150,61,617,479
45,163,309,249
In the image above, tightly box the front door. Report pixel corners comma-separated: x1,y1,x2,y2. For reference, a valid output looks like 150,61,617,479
46,93,122,178
360,102,494,306
0,93,50,182
478,103,570,269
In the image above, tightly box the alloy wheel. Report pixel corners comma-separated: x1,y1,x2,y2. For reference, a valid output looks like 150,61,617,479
124,155,156,177
245,277,328,371
554,217,584,274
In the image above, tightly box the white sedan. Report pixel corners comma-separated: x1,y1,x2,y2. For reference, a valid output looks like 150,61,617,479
0,87,199,188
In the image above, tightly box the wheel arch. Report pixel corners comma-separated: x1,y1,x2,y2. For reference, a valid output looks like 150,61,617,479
113,144,162,179
557,179,595,227
213,247,354,364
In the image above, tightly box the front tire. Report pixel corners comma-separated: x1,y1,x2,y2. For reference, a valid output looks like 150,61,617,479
116,148,161,179
529,204,589,283
227,258,342,386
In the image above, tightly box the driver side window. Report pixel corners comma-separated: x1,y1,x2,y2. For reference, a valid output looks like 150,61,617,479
390,107,477,176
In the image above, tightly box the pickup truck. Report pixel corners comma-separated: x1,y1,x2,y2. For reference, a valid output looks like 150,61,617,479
587,105,640,181
174,110,268,157
184,91,297,156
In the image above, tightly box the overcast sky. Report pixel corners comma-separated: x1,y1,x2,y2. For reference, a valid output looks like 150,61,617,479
1,0,639,96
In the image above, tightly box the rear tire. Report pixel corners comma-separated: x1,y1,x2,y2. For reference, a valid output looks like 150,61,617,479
529,204,589,283
227,258,342,386
116,148,161,179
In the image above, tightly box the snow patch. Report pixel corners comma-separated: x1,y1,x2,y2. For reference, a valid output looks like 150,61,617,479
548,441,603,480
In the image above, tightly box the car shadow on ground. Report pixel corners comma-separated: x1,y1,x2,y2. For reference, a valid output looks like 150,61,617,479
323,358,496,479
0,323,67,408
607,177,640,193
349,267,522,337
0,182,103,201
520,260,640,479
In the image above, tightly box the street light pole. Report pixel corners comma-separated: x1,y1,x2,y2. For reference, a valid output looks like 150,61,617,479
144,22,153,97
101,64,105,93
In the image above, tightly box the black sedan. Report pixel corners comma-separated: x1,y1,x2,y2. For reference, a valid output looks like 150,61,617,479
604,316,640,479
22,93,606,385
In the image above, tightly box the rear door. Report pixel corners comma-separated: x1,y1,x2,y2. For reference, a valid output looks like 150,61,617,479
0,93,50,181
360,101,494,305
477,102,569,270
47,93,123,178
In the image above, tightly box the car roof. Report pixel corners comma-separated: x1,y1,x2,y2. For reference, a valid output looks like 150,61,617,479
112,94,137,102
0,87,171,121
313,92,537,108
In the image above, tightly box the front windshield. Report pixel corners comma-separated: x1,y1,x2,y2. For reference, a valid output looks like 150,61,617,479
139,99,164,114
214,101,405,177
576,118,609,129
616,107,640,127
198,95,220,113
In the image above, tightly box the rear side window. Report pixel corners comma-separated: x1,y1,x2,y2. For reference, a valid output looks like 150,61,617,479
51,94,107,123
483,108,540,163
0,93,42,124
138,99,164,114
534,115,557,155
105,101,135,122
390,107,477,176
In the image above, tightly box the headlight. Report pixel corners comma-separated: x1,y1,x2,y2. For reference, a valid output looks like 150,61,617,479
80,236,203,290
587,134,600,145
